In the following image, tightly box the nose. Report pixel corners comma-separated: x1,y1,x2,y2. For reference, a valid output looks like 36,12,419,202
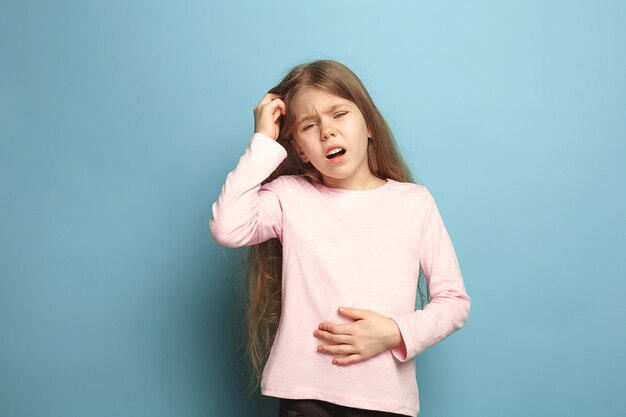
321,122,336,140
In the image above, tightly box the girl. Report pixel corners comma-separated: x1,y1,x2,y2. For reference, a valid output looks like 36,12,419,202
210,59,470,417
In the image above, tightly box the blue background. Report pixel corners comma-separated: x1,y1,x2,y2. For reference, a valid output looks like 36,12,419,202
2,1,625,416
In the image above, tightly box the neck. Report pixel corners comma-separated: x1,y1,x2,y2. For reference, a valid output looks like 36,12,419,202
322,174,387,190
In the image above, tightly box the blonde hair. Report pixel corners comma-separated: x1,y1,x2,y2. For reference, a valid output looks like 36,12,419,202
237,59,430,391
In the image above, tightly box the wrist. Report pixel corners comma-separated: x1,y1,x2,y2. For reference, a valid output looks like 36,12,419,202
386,317,403,349
254,130,277,141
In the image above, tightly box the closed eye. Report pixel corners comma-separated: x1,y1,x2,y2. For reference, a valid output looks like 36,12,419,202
302,112,347,131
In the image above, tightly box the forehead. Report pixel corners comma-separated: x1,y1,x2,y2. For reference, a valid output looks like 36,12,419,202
292,88,353,116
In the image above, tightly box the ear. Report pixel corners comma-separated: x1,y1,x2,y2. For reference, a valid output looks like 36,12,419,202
367,127,373,139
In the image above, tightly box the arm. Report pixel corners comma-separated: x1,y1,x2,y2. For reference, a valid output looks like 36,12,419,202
209,133,287,248
210,92,288,247
313,190,470,365
389,189,471,362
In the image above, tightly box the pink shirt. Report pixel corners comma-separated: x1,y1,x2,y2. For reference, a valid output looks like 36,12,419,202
210,133,471,416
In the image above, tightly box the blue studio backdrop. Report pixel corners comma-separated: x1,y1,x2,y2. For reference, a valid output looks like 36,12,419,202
1,1,625,417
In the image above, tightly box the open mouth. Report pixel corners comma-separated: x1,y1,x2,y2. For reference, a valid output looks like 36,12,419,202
326,148,347,159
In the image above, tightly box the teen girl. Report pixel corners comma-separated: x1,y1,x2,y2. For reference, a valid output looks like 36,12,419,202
210,59,471,417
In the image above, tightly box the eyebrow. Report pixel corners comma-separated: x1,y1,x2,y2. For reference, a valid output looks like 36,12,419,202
295,104,347,126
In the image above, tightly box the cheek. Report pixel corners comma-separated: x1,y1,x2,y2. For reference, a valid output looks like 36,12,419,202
344,118,367,136
293,140,310,156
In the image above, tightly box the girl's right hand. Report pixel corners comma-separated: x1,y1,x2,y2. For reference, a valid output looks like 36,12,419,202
253,93,286,141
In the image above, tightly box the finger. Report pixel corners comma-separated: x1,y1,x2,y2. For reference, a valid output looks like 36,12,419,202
313,329,352,345
257,93,282,107
272,101,286,122
317,343,354,356
337,307,369,320
269,97,286,112
332,354,363,366
257,97,285,118
318,322,353,335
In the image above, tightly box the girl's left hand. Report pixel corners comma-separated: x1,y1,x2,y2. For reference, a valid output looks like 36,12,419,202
313,307,405,366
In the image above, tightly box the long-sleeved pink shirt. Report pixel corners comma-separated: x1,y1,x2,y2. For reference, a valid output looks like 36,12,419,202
210,133,471,416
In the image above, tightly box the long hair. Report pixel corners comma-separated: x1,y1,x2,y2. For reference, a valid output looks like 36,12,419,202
238,59,431,391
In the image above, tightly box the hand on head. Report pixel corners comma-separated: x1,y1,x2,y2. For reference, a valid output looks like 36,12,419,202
253,93,286,141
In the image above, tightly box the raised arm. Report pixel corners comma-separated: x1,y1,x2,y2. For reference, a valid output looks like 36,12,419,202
209,133,287,247
209,93,289,248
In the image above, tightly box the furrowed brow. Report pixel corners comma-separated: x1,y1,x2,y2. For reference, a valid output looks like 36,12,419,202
296,104,346,126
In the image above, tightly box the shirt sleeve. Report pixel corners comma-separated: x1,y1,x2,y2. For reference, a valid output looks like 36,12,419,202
209,133,288,248
389,189,471,362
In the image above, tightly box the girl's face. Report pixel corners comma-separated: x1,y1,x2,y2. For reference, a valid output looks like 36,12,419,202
290,88,381,190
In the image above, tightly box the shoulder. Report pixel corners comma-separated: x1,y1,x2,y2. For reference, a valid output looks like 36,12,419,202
385,181,442,219
260,174,314,195
386,179,432,201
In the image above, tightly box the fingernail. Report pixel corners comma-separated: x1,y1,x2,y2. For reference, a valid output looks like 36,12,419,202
317,345,323,351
